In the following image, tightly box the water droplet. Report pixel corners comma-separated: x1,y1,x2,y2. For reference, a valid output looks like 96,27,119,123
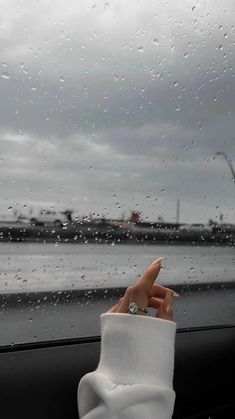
1,72,11,80
152,38,159,46
59,76,65,82
218,44,223,51
20,62,28,74
138,46,144,53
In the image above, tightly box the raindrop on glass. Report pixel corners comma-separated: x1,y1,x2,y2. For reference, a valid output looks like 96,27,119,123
152,38,159,46
1,72,11,80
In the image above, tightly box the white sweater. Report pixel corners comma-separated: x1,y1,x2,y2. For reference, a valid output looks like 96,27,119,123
78,313,176,419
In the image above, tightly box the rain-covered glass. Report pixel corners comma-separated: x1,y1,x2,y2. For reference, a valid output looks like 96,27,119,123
0,0,234,346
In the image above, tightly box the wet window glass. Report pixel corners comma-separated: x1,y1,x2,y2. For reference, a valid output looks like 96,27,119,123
0,0,234,346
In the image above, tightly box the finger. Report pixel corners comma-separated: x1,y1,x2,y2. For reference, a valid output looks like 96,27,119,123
135,258,163,293
148,297,163,310
116,290,130,313
149,284,179,298
158,290,173,321
107,302,119,313
117,285,147,314
107,296,124,313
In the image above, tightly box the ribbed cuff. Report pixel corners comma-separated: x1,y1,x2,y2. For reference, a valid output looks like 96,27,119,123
97,313,176,388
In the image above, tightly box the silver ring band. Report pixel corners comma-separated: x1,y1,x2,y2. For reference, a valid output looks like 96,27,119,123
128,302,148,315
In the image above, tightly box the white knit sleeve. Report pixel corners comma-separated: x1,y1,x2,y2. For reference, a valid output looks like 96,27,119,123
78,313,176,419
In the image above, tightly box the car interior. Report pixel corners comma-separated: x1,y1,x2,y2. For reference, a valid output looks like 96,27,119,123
0,284,234,419
0,1,234,418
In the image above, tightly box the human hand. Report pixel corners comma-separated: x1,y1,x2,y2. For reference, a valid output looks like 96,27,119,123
107,258,178,321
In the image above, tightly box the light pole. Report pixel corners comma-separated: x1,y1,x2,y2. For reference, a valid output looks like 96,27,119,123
176,199,180,225
215,151,235,183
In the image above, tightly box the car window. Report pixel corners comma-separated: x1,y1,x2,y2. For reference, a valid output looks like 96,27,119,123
0,0,234,347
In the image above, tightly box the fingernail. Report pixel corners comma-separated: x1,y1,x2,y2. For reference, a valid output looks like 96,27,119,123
162,291,173,318
165,304,172,313
152,257,164,265
167,288,180,297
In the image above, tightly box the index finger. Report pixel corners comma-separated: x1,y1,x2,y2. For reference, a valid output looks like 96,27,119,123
135,258,163,293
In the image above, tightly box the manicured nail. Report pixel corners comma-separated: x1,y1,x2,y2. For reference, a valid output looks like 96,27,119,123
162,291,173,320
165,304,172,313
166,288,180,297
152,257,164,265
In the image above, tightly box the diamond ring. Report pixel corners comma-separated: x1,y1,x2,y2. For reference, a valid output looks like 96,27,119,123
128,302,148,315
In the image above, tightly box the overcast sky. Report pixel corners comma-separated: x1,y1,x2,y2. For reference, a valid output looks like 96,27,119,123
0,0,234,223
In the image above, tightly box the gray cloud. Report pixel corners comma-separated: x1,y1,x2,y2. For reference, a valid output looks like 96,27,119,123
0,0,234,223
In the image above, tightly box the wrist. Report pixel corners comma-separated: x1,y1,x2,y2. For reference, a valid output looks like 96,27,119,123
97,313,176,387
